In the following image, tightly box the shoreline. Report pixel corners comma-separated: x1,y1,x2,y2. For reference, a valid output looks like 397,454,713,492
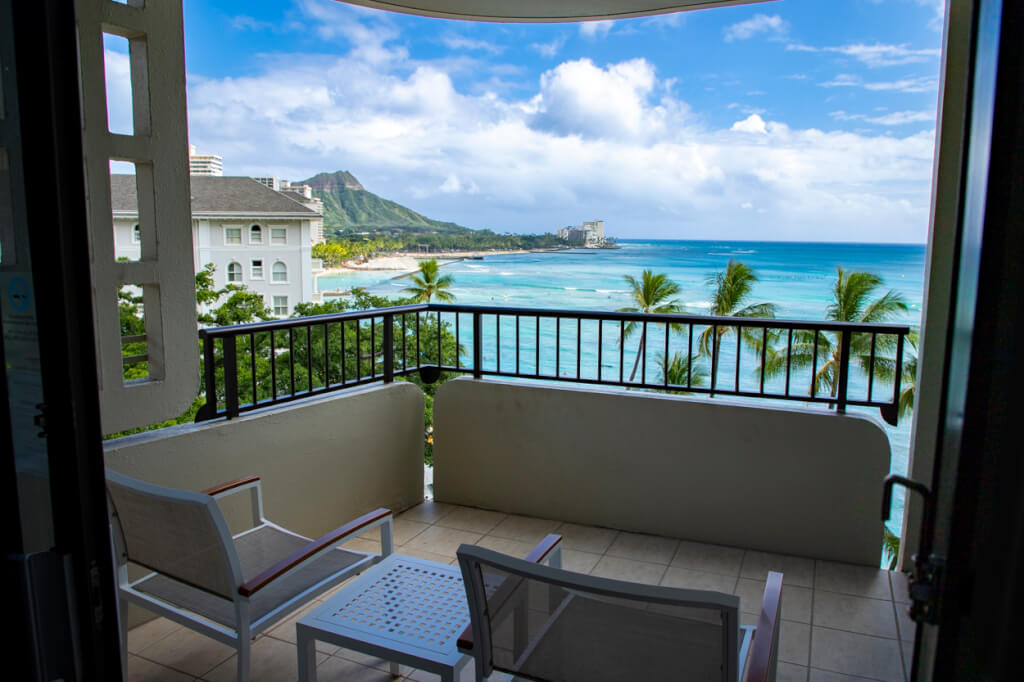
316,247,569,278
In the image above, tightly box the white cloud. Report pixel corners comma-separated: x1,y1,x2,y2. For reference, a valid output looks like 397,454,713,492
731,114,768,134
441,35,503,54
820,74,937,93
102,47,134,135
832,110,935,126
723,14,787,42
579,20,614,40
790,42,939,68
182,38,936,242
917,0,946,31
530,37,566,58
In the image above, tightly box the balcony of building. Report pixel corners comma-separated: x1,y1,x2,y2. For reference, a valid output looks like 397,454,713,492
106,304,914,681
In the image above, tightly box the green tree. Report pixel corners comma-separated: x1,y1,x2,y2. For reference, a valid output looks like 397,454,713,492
403,259,455,303
898,330,919,418
619,270,683,382
776,267,909,399
698,260,777,375
657,351,709,393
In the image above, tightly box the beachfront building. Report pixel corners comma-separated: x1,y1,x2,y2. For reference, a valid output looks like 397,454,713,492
110,175,321,317
187,144,223,176
558,219,606,246
8,1,1024,680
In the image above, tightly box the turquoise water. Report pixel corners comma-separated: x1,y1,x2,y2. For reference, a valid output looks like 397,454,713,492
319,240,927,539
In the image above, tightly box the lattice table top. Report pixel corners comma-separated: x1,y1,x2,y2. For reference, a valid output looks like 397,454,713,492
308,554,495,657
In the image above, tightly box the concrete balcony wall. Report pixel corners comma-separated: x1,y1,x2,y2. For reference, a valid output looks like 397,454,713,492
104,383,424,626
434,378,890,566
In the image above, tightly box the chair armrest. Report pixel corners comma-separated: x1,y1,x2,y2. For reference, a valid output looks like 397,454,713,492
458,534,563,651
203,475,260,497
238,508,391,597
743,571,784,682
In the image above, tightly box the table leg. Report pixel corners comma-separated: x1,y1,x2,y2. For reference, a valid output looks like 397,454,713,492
389,661,400,677
296,625,318,682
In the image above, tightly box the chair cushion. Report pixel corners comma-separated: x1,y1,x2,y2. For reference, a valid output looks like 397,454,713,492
133,525,369,629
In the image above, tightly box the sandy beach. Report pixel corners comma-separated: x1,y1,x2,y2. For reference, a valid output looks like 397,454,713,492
317,247,566,277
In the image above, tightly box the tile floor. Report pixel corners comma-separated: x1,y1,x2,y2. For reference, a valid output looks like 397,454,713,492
125,501,914,681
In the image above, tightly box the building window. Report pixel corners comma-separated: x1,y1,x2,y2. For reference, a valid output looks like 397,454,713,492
251,259,263,279
273,295,288,316
271,227,287,244
225,226,242,245
272,261,288,282
250,224,263,243
131,224,141,244
227,261,242,282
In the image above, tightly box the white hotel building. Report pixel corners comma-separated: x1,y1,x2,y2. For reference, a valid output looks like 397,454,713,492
110,175,323,317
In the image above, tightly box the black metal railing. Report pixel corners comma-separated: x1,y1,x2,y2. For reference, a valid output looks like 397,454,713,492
196,303,911,425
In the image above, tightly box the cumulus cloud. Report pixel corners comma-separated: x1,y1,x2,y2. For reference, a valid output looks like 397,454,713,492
180,36,935,242
723,14,787,42
530,37,566,58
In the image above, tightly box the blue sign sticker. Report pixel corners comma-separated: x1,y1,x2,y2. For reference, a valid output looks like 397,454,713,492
8,276,30,312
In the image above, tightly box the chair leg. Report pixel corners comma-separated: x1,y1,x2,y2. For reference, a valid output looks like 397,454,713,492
236,627,251,682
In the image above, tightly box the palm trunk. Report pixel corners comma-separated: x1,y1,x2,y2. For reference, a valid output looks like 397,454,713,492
628,327,646,382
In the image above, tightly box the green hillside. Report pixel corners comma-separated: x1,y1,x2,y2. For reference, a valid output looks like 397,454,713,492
300,170,474,234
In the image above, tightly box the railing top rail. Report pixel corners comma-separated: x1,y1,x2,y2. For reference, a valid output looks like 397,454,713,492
198,303,430,337
427,304,912,334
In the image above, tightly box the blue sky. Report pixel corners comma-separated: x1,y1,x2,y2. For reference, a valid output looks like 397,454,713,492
107,0,944,242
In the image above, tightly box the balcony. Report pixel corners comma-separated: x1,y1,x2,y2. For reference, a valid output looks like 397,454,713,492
107,305,913,681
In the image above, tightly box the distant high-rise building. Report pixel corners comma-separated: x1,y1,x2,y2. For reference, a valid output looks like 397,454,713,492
188,144,223,176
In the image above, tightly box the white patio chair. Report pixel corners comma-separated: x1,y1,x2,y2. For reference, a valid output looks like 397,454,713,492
457,540,783,682
105,469,394,681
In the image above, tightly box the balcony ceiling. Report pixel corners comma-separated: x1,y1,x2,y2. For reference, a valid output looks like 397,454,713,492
337,0,774,22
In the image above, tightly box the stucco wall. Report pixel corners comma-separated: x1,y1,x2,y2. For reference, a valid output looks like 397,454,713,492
105,383,424,627
434,378,890,566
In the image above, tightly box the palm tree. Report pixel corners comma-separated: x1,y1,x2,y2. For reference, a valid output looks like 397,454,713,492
697,260,777,373
619,270,682,382
898,331,919,419
785,267,908,399
657,352,709,393
403,259,455,303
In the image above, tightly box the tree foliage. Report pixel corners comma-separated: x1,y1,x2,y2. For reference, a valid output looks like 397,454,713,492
403,259,455,303
619,270,683,382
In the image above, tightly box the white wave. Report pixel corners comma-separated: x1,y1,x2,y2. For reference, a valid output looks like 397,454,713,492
499,272,515,276
465,264,489,270
690,300,713,309
596,289,627,294
565,287,578,290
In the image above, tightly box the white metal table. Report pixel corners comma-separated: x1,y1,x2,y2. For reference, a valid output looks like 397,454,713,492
296,554,477,682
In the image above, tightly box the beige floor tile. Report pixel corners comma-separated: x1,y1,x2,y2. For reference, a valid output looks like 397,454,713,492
341,536,382,554
475,534,538,558
559,549,602,574
125,653,193,682
264,602,340,655
397,501,458,524
590,555,667,585
333,648,414,676
901,638,914,680
780,620,811,666
552,522,618,554
435,507,507,534
358,518,432,546
312,654,401,681
127,617,181,654
660,565,737,593
776,661,809,682
487,514,561,544
813,591,898,639
395,544,458,564
203,635,301,682
402,525,484,558
605,531,679,565
135,626,235,678
810,626,904,681
733,579,812,623
740,551,815,588
671,540,746,577
890,571,911,604
814,561,892,600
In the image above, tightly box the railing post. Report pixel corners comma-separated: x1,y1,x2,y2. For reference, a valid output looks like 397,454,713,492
836,328,852,413
194,332,218,422
473,312,482,379
880,331,907,426
383,313,394,383
223,334,239,419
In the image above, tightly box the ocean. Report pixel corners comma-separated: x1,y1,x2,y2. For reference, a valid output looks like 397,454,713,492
317,239,927,539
